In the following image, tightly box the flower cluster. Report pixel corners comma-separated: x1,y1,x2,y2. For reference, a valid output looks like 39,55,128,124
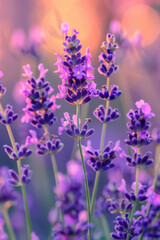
0,104,18,125
8,165,32,186
21,64,58,128
93,105,120,123
85,142,117,172
37,134,63,155
98,33,118,77
0,167,17,204
125,100,154,147
54,23,96,105
52,160,90,239
3,143,32,161
58,112,94,140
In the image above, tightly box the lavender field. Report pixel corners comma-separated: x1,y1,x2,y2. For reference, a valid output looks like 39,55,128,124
0,1,160,239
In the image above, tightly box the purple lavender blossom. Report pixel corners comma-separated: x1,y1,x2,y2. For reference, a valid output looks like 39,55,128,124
21,64,58,128
125,100,154,147
0,167,17,204
93,105,120,123
111,213,142,239
58,112,94,140
98,33,118,77
54,23,96,105
0,105,18,125
3,143,32,161
98,84,121,101
126,151,153,167
37,135,63,155
85,142,117,172
52,161,90,240
8,165,32,186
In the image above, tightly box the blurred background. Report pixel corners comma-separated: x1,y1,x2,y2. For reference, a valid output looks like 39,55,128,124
1,0,160,239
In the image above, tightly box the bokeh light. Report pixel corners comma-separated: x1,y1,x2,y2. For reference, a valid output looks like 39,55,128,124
121,4,160,46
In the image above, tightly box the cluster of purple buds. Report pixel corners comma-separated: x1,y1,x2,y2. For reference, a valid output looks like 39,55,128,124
21,64,58,128
86,142,116,171
53,220,90,240
94,105,120,123
59,113,94,140
111,213,142,240
97,84,121,101
125,131,152,147
3,143,32,161
37,135,63,155
54,172,84,220
0,104,18,125
52,160,90,239
98,33,118,77
54,23,96,105
8,165,32,186
125,100,154,147
126,151,153,167
0,167,17,204
135,189,160,239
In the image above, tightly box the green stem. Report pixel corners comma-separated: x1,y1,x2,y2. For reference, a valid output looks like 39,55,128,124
126,149,140,240
90,77,110,219
0,103,32,239
90,171,100,216
139,144,160,240
2,208,16,240
43,125,64,222
76,103,91,240
101,214,112,240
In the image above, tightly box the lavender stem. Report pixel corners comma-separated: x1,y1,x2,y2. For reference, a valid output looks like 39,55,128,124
126,148,140,240
139,144,160,240
90,77,110,221
76,103,91,240
2,208,16,240
0,103,32,240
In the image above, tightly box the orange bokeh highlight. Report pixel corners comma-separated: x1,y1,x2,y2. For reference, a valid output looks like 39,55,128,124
121,4,160,47
41,1,101,55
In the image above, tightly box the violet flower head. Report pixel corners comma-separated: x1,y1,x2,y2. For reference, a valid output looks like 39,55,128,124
54,23,96,105
58,112,94,140
3,142,32,161
93,105,120,123
111,213,143,239
98,33,119,78
0,167,17,204
8,165,32,186
53,162,91,240
0,104,18,125
126,151,153,167
21,64,58,128
37,134,63,155
125,100,154,147
85,141,117,172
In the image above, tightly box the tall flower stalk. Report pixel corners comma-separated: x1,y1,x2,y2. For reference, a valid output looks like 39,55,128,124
89,33,120,232
55,23,96,239
0,79,32,239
